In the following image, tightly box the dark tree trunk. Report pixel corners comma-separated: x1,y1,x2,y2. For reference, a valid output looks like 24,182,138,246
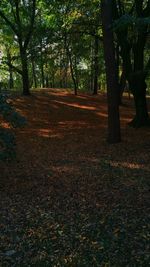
63,64,68,88
101,0,121,143
64,30,78,95
9,66,14,90
69,55,78,95
129,31,149,127
93,35,99,95
45,60,49,88
90,41,94,91
40,40,45,88
20,49,30,95
119,68,126,105
129,75,149,127
46,76,49,88
74,55,79,89
67,47,78,95
6,50,14,89
113,0,149,127
41,63,45,88
31,57,37,88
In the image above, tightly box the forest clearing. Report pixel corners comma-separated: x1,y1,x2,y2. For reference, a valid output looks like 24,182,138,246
0,89,149,266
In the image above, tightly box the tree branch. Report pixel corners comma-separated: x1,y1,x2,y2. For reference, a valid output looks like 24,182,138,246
4,61,23,75
0,10,18,35
24,0,36,50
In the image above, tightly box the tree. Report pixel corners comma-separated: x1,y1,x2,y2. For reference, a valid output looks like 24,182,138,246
101,0,121,143
0,0,36,95
113,0,150,127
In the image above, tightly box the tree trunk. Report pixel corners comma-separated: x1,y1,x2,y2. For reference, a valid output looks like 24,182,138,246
101,0,121,143
129,75,149,127
20,49,30,95
63,64,68,88
113,0,149,127
9,66,14,90
6,50,14,90
67,47,78,95
93,35,99,95
40,39,45,88
31,57,37,88
129,32,149,127
90,40,94,92
119,68,126,105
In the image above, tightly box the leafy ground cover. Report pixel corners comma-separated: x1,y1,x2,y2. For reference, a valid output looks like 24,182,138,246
0,89,150,267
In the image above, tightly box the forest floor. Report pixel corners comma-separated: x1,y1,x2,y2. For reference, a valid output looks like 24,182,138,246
0,89,150,267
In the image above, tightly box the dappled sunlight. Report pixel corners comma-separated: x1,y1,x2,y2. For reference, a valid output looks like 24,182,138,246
51,165,80,175
110,160,148,171
38,128,53,138
38,128,63,139
53,100,98,111
58,121,89,128
96,111,108,118
10,90,110,141
0,121,10,129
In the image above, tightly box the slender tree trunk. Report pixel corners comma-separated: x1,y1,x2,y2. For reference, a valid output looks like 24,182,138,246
101,0,121,143
69,54,78,95
45,59,49,88
31,57,37,88
63,33,68,88
93,35,99,95
59,53,63,88
6,50,14,90
90,40,94,91
74,54,79,90
119,68,126,105
40,39,45,88
64,64,68,88
46,76,49,88
66,47,78,95
9,66,14,90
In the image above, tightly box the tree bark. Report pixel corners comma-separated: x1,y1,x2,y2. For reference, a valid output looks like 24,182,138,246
6,50,14,90
31,57,37,88
66,47,78,95
40,39,45,88
101,0,121,143
129,74,149,127
93,35,99,95
128,30,149,127
90,41,94,92
20,49,30,95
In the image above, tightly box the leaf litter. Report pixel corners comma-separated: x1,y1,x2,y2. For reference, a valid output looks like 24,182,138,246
0,89,149,266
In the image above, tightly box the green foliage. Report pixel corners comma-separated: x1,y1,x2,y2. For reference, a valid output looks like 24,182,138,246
0,94,26,160
113,14,150,31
